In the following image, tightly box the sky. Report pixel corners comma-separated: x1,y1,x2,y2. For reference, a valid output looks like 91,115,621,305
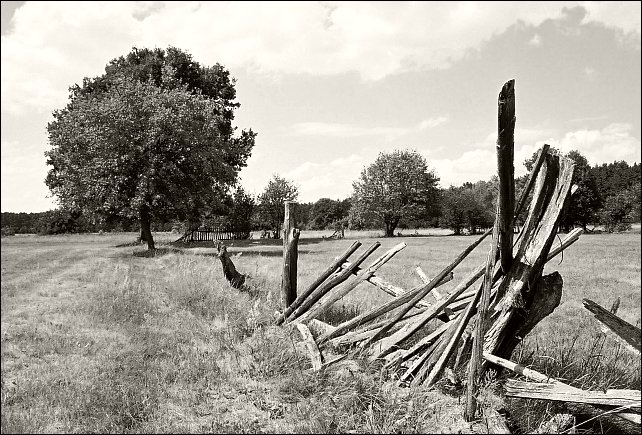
1,1,640,213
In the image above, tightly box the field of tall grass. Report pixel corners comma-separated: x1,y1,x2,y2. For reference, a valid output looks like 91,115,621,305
1,228,640,433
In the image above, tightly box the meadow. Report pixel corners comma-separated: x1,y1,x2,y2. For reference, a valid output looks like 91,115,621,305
1,228,640,433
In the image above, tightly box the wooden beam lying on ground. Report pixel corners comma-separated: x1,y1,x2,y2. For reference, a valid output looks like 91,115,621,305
583,298,641,352
484,352,641,424
295,323,323,371
504,380,641,411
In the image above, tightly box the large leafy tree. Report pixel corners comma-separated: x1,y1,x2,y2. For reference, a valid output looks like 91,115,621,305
255,175,299,238
350,149,440,237
45,47,255,250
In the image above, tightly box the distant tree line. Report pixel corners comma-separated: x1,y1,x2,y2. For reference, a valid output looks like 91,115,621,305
3,149,639,238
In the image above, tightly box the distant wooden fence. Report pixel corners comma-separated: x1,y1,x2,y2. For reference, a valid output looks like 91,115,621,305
176,227,250,242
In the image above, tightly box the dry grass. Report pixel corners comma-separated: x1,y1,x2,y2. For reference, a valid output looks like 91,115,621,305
1,229,640,433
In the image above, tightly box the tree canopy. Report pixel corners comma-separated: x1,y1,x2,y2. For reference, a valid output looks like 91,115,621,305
45,47,255,249
350,149,440,237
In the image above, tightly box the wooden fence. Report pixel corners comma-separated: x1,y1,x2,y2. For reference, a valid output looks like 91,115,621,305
177,227,250,242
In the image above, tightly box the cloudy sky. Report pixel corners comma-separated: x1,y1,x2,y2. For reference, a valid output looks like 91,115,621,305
1,1,640,212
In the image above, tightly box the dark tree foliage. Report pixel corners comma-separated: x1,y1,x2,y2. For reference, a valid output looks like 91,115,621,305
350,149,440,237
309,198,351,230
440,185,494,235
226,187,255,236
598,187,637,232
45,47,255,249
591,161,641,200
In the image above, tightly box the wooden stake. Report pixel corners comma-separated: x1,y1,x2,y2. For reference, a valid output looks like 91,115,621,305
497,80,516,275
281,201,299,309
215,242,247,289
465,205,500,421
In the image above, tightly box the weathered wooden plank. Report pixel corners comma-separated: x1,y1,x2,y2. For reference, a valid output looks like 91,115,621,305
367,261,487,360
362,228,492,351
286,242,380,323
485,153,575,358
416,266,443,300
504,380,641,410
276,241,361,325
303,242,407,323
339,262,453,308
295,323,323,371
424,283,485,387
316,266,455,346
483,353,641,424
384,317,456,368
583,298,641,352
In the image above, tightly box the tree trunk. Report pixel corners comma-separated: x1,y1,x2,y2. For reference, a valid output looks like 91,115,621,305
384,218,398,237
137,227,148,243
139,206,155,250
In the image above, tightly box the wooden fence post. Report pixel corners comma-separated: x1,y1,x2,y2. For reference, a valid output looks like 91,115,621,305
497,79,515,274
281,201,300,310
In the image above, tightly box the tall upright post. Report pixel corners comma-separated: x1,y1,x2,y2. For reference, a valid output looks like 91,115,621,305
497,79,515,274
281,201,300,310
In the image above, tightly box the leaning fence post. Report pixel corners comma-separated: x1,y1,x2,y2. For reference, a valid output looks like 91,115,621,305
281,201,300,310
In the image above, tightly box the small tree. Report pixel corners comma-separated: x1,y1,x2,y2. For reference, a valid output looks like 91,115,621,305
350,150,440,237
255,175,299,238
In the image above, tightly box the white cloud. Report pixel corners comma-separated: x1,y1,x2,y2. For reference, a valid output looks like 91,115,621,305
581,1,642,42
432,148,498,188
288,116,447,141
3,1,639,115
529,33,542,46
287,122,407,141
535,122,641,164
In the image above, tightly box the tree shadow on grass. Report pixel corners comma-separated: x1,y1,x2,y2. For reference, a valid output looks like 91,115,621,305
132,247,184,258
170,237,328,249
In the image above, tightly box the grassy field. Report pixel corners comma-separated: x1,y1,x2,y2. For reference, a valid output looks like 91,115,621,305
1,228,640,433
